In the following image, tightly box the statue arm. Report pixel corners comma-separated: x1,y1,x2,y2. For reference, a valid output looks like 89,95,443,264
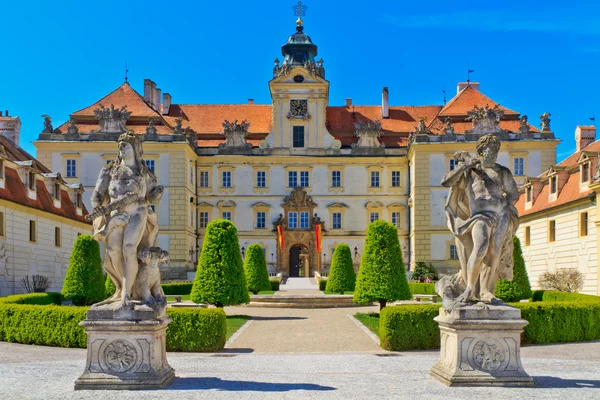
146,174,164,204
441,162,476,188
502,168,519,205
90,167,110,210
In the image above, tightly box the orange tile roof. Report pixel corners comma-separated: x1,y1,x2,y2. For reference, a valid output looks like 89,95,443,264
557,140,600,168
517,171,592,217
438,85,518,117
54,122,173,135
168,104,273,134
197,137,266,147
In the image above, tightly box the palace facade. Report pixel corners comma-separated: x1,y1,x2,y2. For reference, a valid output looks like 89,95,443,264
34,18,559,279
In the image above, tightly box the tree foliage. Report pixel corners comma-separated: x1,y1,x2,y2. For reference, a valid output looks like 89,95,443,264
191,219,249,307
62,235,105,306
411,261,439,282
353,220,411,310
325,243,356,294
539,268,585,293
495,236,533,302
105,274,116,298
244,244,271,295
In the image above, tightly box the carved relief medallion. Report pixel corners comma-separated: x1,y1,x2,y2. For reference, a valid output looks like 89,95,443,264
472,340,505,371
104,340,138,373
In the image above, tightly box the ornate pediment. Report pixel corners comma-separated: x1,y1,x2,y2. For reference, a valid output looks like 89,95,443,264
252,202,271,208
219,119,252,149
217,200,236,208
327,202,348,208
353,120,384,149
93,104,131,134
465,105,505,134
283,187,316,208
197,201,213,207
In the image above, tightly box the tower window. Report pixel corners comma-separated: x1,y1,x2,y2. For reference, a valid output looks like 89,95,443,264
293,126,305,148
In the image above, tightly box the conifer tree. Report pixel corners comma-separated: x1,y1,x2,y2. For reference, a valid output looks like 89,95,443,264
191,219,249,307
495,236,532,302
244,244,271,295
105,274,116,298
325,243,355,294
62,235,105,306
354,220,411,310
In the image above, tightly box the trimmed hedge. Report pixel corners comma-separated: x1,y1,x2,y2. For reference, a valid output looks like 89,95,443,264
62,235,105,306
162,282,194,295
379,300,600,351
0,292,62,305
532,290,600,303
325,244,356,294
244,244,271,295
105,275,116,298
269,279,280,291
0,303,227,352
495,237,532,302
319,279,327,291
408,283,437,295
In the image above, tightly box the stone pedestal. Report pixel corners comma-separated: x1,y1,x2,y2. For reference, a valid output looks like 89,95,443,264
430,304,534,387
74,304,175,390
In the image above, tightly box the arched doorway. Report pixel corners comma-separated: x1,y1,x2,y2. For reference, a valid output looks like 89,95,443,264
289,245,307,277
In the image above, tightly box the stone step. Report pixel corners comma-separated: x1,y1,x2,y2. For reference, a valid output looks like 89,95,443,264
247,294,363,308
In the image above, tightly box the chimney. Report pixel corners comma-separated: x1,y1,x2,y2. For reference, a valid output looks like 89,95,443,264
155,88,162,113
248,99,254,105
382,87,389,119
575,125,596,151
5,110,8,117
143,79,153,103
457,81,480,94
345,98,352,107
163,93,172,115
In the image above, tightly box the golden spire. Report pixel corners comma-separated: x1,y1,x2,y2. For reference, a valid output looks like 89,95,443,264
296,17,303,26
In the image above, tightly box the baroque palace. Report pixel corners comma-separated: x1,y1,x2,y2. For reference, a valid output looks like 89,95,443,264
34,16,558,280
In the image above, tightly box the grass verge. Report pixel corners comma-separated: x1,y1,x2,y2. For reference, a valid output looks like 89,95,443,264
250,290,276,295
324,291,354,295
226,315,251,340
354,312,380,337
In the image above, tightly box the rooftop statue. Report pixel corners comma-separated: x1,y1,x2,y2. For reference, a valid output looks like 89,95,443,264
86,131,165,310
93,104,131,134
437,134,520,310
41,114,53,133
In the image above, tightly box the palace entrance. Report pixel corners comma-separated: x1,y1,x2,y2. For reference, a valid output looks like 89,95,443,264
289,245,308,277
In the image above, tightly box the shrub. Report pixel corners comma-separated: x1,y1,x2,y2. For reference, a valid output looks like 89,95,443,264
408,282,437,295
244,244,271,295
354,220,411,310
62,235,105,306
495,236,532,302
162,282,193,295
269,279,280,291
166,308,227,352
326,244,356,294
411,261,438,282
105,275,116,298
19,275,51,293
380,304,441,351
319,279,327,291
0,292,62,305
539,268,585,292
532,290,600,302
191,219,249,307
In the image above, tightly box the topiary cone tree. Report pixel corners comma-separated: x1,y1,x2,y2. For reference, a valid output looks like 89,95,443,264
495,236,532,302
244,244,271,295
105,274,116,298
191,219,250,307
325,243,356,294
62,234,105,306
354,220,411,311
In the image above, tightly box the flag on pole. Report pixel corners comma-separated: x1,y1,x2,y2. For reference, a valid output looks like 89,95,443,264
277,225,284,250
315,224,322,253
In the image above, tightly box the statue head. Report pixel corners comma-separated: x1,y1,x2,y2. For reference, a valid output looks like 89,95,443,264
476,134,501,164
117,130,143,164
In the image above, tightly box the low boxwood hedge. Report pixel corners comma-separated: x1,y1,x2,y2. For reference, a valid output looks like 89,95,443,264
269,279,280,291
0,292,62,305
531,290,600,303
379,300,600,351
161,282,193,295
0,303,227,352
319,279,327,291
408,283,436,296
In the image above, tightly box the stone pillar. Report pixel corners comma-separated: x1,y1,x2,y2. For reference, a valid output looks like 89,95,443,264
430,304,533,387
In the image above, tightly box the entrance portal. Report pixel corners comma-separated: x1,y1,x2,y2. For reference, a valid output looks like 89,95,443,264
289,245,307,277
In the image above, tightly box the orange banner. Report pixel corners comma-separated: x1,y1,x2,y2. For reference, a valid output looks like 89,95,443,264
315,224,322,253
277,225,284,249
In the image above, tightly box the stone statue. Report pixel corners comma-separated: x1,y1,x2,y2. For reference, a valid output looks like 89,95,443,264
438,134,519,310
444,117,455,135
93,104,130,134
67,119,79,135
312,213,325,231
540,112,551,132
132,247,169,306
146,118,157,136
220,119,251,148
353,120,383,148
415,117,428,135
86,130,165,309
273,213,286,230
465,105,505,134
519,115,530,134
41,114,53,133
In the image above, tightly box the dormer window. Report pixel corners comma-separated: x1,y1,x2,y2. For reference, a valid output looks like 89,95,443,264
28,171,36,191
54,183,61,201
76,192,82,208
526,186,532,203
550,176,557,194
0,159,4,179
581,162,590,183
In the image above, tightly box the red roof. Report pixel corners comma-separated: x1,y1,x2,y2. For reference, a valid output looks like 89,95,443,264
438,85,518,117
168,104,273,134
557,140,600,168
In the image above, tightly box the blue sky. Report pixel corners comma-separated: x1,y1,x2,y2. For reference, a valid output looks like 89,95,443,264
3,0,599,161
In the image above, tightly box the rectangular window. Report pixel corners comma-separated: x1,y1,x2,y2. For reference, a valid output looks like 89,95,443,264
54,183,61,201
28,171,36,191
190,166,194,184
331,171,341,188
450,244,458,260
76,193,82,208
55,227,61,247
256,171,266,187
525,226,531,246
300,211,309,228
332,212,342,229
66,159,76,178
526,186,532,203
199,171,209,188
199,212,209,228
222,211,231,221
288,212,298,228
582,163,590,183
580,212,589,236
370,171,380,188
549,220,556,242
222,171,231,188
0,159,4,179
145,159,155,173
449,159,456,171
550,177,557,194
391,171,401,187
256,212,266,229
0,212,4,236
29,220,36,242
391,212,400,228
288,171,298,187
370,212,379,223
300,171,309,187
293,126,305,148
513,157,524,176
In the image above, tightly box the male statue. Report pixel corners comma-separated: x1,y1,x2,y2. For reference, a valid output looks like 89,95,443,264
86,131,164,308
438,134,519,309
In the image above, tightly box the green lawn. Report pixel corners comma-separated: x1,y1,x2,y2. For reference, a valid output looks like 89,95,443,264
226,315,251,340
324,291,354,295
250,290,276,295
354,312,380,337
166,294,191,302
